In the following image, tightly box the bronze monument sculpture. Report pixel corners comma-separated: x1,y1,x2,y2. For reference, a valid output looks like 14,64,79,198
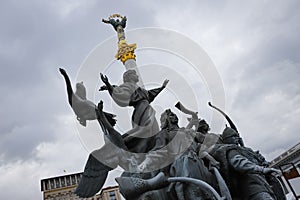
59,14,286,200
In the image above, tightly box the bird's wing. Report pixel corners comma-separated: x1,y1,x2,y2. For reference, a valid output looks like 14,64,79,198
75,151,113,198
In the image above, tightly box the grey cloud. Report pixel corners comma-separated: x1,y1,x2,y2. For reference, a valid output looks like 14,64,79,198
1,0,300,198
0,0,159,163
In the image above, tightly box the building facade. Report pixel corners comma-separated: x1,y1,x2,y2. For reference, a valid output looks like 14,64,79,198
270,142,300,169
40,172,121,200
269,142,300,197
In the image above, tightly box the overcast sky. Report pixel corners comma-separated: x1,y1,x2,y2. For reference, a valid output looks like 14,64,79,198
0,0,299,199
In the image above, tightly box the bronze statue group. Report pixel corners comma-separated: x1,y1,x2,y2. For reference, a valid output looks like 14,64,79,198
59,68,286,200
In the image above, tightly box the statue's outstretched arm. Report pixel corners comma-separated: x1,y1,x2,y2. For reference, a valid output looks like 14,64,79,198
102,19,109,24
100,73,114,95
148,79,169,103
228,150,280,175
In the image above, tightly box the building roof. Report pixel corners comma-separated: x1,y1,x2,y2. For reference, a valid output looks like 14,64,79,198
40,172,82,191
270,143,300,168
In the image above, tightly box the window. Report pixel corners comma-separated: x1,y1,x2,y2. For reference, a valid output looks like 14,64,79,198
76,174,81,183
71,176,76,185
109,191,116,200
66,177,71,186
109,191,115,196
55,178,60,188
50,179,55,189
61,178,65,187
45,181,49,190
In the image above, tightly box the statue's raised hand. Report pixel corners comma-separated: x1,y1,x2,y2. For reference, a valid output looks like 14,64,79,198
100,73,109,85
